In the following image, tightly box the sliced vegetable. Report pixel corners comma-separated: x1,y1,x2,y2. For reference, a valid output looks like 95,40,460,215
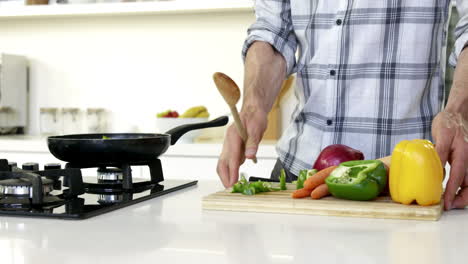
296,169,317,189
325,160,387,201
389,139,443,206
313,144,364,171
306,169,318,179
311,184,330,199
231,175,280,196
279,169,287,190
304,166,338,191
296,170,307,189
291,166,337,199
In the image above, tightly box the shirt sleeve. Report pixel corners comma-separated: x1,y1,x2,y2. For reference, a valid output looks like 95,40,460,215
449,0,468,66
242,0,298,76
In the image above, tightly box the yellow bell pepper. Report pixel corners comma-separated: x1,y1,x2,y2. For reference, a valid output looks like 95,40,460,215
390,139,443,206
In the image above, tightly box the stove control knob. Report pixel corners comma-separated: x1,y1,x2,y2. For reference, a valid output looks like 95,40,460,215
44,163,61,170
8,162,17,171
22,162,39,171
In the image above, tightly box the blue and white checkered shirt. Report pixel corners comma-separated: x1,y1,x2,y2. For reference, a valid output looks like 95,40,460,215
243,0,468,175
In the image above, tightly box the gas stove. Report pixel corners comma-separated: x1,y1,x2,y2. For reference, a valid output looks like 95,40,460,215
0,158,197,219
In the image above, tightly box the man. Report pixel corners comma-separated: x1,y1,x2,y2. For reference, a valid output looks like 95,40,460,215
217,0,468,210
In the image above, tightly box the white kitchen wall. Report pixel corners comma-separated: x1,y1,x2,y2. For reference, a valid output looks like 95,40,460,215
0,11,257,134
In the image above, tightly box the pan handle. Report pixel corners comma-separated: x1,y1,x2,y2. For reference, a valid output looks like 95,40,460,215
166,116,229,145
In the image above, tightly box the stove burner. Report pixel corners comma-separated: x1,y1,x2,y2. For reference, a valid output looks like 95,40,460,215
0,177,54,197
0,158,197,219
98,193,123,204
97,167,123,183
67,158,164,190
0,161,85,206
97,193,132,205
0,195,64,209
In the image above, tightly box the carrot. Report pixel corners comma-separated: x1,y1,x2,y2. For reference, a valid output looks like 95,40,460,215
310,184,330,199
377,156,391,195
377,155,391,168
303,166,338,191
291,188,312,199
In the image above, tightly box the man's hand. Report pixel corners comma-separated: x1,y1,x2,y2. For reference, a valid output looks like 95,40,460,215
432,111,468,210
216,41,287,188
216,109,268,187
433,47,468,210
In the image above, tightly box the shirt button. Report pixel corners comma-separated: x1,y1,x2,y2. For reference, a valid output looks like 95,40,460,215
336,19,343,26
326,120,333,126
330,70,336,76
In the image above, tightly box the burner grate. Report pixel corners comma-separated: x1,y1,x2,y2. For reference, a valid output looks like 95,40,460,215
66,158,164,190
0,159,85,204
0,158,197,219
0,177,54,197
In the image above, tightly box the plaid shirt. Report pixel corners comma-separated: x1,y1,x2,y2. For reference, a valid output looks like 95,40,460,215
243,0,468,175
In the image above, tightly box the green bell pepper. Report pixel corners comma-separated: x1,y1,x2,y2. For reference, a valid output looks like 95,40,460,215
325,160,387,201
231,175,280,195
279,169,287,190
295,169,317,189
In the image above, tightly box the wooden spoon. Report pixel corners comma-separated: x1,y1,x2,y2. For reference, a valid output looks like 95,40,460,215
213,72,257,163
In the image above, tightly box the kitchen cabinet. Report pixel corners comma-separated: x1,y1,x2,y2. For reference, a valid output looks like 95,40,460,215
0,0,253,19
0,0,256,136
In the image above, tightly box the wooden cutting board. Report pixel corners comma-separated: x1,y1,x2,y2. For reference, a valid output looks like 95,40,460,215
202,184,443,221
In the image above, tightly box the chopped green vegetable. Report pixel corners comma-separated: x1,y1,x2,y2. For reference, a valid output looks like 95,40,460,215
279,169,287,190
231,174,280,195
297,170,307,189
102,136,110,140
307,169,318,179
242,186,256,195
296,169,317,189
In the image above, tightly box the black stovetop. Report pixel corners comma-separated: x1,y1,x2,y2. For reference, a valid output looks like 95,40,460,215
0,178,196,220
0,159,197,220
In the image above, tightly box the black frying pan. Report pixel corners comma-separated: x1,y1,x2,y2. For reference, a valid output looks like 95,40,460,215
47,116,228,164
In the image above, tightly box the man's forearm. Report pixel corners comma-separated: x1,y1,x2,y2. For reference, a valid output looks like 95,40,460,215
241,41,287,115
446,47,468,114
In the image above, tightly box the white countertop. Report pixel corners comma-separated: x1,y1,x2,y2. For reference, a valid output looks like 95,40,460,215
1,180,467,264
